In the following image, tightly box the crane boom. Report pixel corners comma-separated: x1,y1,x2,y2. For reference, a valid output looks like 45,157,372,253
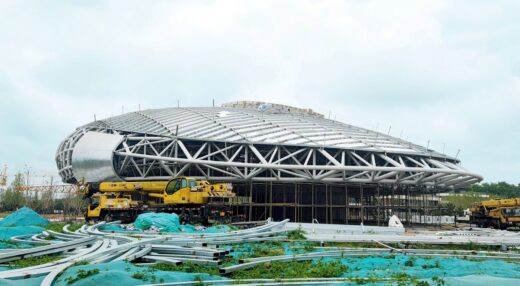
99,181,168,192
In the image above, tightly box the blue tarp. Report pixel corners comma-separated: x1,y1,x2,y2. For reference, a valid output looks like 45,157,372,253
101,212,233,233
133,212,182,232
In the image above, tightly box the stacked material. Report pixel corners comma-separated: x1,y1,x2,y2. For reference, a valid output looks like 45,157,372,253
284,221,405,236
0,219,289,286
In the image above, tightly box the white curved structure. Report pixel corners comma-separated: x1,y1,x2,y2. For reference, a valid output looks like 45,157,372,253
56,101,481,189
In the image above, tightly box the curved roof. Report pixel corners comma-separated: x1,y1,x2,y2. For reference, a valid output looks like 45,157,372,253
57,102,482,187
81,103,450,160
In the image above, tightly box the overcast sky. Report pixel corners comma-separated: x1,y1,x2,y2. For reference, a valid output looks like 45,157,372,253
0,1,519,184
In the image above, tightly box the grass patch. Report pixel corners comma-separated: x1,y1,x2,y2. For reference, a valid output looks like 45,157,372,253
230,259,347,279
349,273,446,286
422,260,441,269
9,255,61,268
324,241,385,248
324,241,498,252
0,239,20,248
249,242,285,258
67,223,83,232
150,262,220,276
45,222,83,233
64,268,99,284
286,241,319,254
409,242,495,252
45,223,67,233
287,227,306,240
404,257,416,267
441,193,487,209
73,260,89,266
44,234,56,240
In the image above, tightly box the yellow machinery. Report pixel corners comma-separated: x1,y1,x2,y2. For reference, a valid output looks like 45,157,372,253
469,198,520,229
86,176,236,223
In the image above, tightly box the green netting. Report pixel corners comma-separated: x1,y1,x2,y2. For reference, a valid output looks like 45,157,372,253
0,207,49,227
53,260,224,286
0,276,44,286
0,207,48,243
0,242,18,249
230,242,520,285
443,274,520,286
337,254,520,280
0,225,45,240
2,241,520,285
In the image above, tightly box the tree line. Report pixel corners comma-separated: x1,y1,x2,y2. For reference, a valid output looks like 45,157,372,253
466,182,520,198
0,172,86,219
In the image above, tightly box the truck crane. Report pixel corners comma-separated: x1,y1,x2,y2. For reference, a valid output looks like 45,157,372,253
86,176,238,224
469,198,520,229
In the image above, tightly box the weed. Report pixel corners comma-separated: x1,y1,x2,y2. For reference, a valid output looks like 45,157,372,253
44,234,56,240
249,243,285,258
287,227,306,240
64,268,100,284
46,222,83,233
404,258,415,267
73,260,89,266
131,272,147,281
194,275,204,286
45,222,67,233
9,255,61,268
432,276,447,286
150,262,220,276
0,239,19,247
302,242,318,252
67,223,83,232
150,274,158,283
422,260,441,269
230,259,347,279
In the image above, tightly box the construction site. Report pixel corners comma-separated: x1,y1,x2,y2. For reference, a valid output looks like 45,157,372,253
1,102,519,286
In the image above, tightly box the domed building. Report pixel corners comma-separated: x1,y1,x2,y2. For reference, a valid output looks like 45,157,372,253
56,101,481,224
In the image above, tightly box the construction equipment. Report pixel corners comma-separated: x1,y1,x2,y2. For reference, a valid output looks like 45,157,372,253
86,176,239,224
469,198,520,229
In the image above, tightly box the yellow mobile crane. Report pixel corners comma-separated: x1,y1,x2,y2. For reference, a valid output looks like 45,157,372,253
469,198,520,229
86,176,237,223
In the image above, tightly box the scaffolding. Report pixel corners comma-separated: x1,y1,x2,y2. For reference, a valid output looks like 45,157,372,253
230,181,443,225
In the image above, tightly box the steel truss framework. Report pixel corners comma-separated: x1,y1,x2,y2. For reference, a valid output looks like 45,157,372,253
111,135,481,189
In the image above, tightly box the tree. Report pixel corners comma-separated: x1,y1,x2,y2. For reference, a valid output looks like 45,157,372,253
0,189,25,212
62,192,87,219
0,172,26,211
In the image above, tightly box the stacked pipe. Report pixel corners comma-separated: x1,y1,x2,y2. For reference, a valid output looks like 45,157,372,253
0,219,289,286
